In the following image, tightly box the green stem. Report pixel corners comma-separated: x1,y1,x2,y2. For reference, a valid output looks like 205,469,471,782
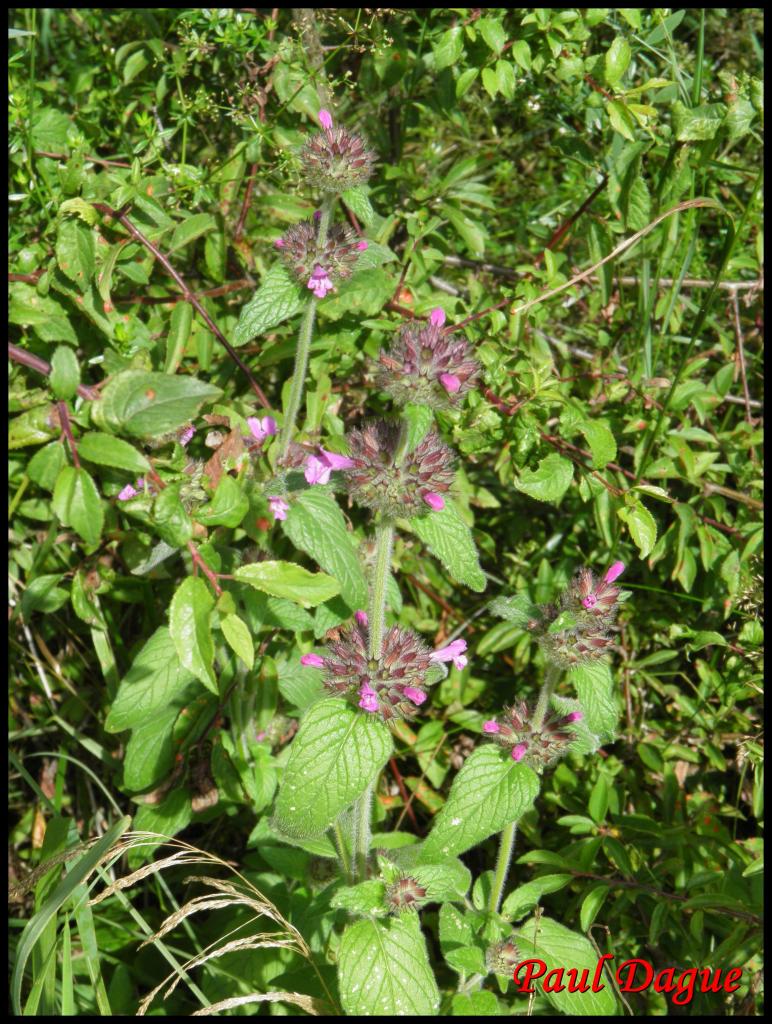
488,663,563,916
368,522,394,660
354,781,374,881
332,821,353,883
277,196,335,459
533,662,562,731
488,821,517,915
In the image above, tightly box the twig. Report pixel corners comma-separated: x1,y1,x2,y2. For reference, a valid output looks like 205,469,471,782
91,203,270,409
730,290,756,429
114,279,254,306
8,342,100,401
34,149,131,168
187,542,223,598
533,173,608,266
234,165,258,244
388,758,419,831
57,401,80,468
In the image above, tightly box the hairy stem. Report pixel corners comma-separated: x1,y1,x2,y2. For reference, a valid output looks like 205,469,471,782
368,521,394,660
277,197,335,458
533,661,562,731
488,821,517,915
332,820,353,883
354,781,374,881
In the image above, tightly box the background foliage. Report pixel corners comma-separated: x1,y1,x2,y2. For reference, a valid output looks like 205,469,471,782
9,7,763,1016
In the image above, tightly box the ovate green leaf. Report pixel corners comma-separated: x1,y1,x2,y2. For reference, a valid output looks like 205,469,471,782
408,499,486,592
169,576,217,694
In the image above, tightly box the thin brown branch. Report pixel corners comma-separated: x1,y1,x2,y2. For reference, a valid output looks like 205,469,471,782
114,279,254,306
534,173,608,266
234,165,258,244
187,543,223,597
34,149,131,168
8,342,100,401
388,758,420,831
56,401,80,468
91,203,270,409
730,290,756,432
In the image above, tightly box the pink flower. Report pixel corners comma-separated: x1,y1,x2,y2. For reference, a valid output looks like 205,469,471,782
274,237,285,248
300,653,325,668
483,720,500,734
423,492,445,511
179,425,195,446
268,496,289,521
117,482,139,501
403,686,427,705
430,638,468,671
565,711,583,723
313,210,321,221
512,743,528,762
429,307,446,327
355,610,369,627
308,265,334,299
439,373,461,394
319,447,354,471
604,561,625,584
305,454,332,486
247,416,278,443
305,448,354,485
357,240,368,251
319,108,333,131
358,684,379,713
582,593,598,610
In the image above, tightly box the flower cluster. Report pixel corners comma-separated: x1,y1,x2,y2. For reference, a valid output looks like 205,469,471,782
275,219,368,299
301,619,434,721
529,562,626,668
300,108,375,194
482,700,583,771
300,620,468,722
343,420,455,517
385,875,428,914
245,415,277,445
376,308,480,410
485,939,522,977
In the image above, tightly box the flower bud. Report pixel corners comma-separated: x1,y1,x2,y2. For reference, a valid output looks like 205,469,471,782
300,119,375,193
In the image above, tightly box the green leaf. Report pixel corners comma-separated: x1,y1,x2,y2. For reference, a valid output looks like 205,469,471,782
220,613,254,670
130,790,192,868
169,213,216,252
122,703,181,791
412,860,472,903
672,101,726,142
578,420,617,468
604,35,631,88
49,346,80,401
331,880,388,917
52,466,103,547
617,499,657,557
421,746,539,859
515,453,574,503
341,185,376,227
510,38,532,70
281,489,368,609
433,26,464,70
273,698,393,837
235,561,341,608
445,204,487,257
169,577,217,694
320,267,393,320
452,991,502,1015
21,575,69,617
620,170,651,231
407,499,486,592
164,301,193,373
153,483,193,548
501,874,573,921
403,403,434,452
607,100,637,141
569,660,619,744
478,17,507,54
489,593,540,626
195,474,248,529
56,217,95,292
105,627,197,732
233,264,305,347
496,59,516,100
78,432,150,473
515,916,619,1015
28,442,67,491
94,370,221,438
579,884,608,932
338,916,440,1016
9,284,78,344
456,67,479,98
481,66,499,100
9,406,59,449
